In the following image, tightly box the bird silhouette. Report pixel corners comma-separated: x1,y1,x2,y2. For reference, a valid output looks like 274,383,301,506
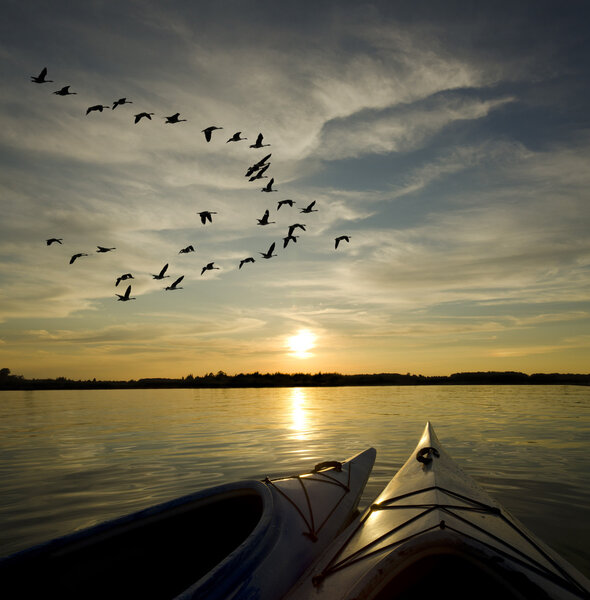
335,235,351,249
257,209,276,226
259,242,277,259
86,104,110,115
134,112,154,124
227,131,247,143
287,223,306,236
96,246,116,253
239,257,255,269
277,199,295,210
31,67,52,83
69,253,88,264
165,275,184,290
179,245,195,254
300,200,318,213
201,262,220,276
46,238,63,245
112,98,132,109
283,235,299,248
53,86,76,96
116,285,136,301
116,273,134,286
261,178,277,192
152,264,170,279
202,126,223,142
165,113,187,124
245,153,272,176
198,211,217,224
249,163,270,181
250,133,270,148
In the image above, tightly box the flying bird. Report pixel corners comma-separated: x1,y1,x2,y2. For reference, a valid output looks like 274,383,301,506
134,112,154,124
335,235,351,249
257,209,275,226
201,262,220,276
261,178,277,193
179,245,195,254
112,98,132,109
283,235,299,248
86,104,110,115
300,200,318,213
31,67,52,83
249,163,270,181
165,276,184,291
239,257,255,269
152,264,170,279
249,133,270,148
277,199,295,210
116,285,136,301
116,273,134,286
202,126,223,142
96,246,116,253
53,86,76,96
227,132,247,143
198,211,217,224
245,153,271,177
288,223,306,236
165,113,187,124
69,253,88,264
46,238,63,245
259,242,277,259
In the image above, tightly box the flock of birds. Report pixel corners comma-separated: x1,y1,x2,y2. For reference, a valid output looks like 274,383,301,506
34,67,351,302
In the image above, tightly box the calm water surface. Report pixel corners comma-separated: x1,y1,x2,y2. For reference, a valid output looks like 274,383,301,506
1,385,589,576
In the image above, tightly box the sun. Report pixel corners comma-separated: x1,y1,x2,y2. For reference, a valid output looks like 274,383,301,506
287,329,317,358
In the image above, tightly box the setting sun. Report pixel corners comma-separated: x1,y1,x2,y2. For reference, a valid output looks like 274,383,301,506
287,330,317,358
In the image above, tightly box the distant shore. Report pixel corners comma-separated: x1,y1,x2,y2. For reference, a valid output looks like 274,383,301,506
1,369,589,389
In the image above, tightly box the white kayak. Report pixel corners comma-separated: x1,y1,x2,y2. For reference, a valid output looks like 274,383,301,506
0,447,376,600
286,422,590,600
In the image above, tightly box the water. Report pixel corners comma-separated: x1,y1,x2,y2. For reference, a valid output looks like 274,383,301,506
0,385,589,577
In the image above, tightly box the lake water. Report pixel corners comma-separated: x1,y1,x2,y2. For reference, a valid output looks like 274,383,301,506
0,385,589,577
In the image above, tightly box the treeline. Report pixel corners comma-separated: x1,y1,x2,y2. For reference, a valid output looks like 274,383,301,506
1,367,589,389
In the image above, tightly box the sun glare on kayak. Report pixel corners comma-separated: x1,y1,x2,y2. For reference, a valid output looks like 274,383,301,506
287,329,316,358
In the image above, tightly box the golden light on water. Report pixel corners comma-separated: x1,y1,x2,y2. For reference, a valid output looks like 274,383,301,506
289,387,309,441
286,329,316,358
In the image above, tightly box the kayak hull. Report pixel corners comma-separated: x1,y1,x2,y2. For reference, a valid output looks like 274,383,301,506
286,423,590,600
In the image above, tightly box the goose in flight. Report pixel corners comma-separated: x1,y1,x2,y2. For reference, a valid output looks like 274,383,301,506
261,178,277,193
116,285,136,301
165,113,187,124
201,262,219,276
300,200,318,213
249,163,270,181
250,133,270,148
198,211,217,224
245,153,272,177
31,67,52,83
69,253,88,264
152,264,170,279
202,126,223,142
116,273,134,287
53,86,76,96
287,223,306,236
46,238,63,245
112,98,132,109
259,242,277,259
86,104,110,115
179,245,195,254
96,246,116,253
335,235,351,249
239,257,255,269
165,275,184,291
277,199,294,210
227,131,247,143
257,209,275,226
134,112,154,124
283,235,299,248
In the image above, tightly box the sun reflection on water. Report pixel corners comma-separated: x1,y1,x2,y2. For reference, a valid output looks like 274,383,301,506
289,387,309,441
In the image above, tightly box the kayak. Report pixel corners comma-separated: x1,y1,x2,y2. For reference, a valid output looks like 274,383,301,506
0,447,376,600
286,422,590,600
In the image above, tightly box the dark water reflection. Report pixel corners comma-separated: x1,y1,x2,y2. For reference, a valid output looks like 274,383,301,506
0,385,588,576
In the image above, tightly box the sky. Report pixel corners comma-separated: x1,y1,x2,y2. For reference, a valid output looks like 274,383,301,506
1,0,589,380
